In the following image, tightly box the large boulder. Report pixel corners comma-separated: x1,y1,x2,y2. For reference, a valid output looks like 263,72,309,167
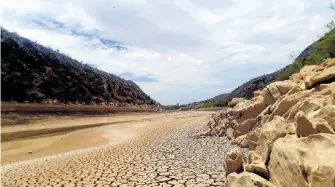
262,81,296,106
232,101,259,122
305,64,335,89
267,84,282,102
229,98,246,107
268,90,313,122
250,96,267,113
290,65,318,89
244,151,269,178
310,105,335,130
262,87,276,106
274,80,296,94
243,128,261,150
225,172,277,187
234,134,248,148
233,118,259,138
311,117,335,134
295,111,318,137
244,116,295,177
269,133,335,187
225,149,245,176
286,85,304,95
253,90,262,97
294,106,335,136
255,116,296,158
284,94,334,122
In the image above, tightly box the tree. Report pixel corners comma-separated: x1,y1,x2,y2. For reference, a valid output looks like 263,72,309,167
326,3,335,32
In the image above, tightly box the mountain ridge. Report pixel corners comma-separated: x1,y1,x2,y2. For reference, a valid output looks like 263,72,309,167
1,28,159,108
200,28,335,105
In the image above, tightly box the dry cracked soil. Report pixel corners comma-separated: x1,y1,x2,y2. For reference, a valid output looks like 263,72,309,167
1,111,237,187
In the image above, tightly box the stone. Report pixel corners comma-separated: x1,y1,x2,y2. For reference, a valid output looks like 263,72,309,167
243,116,295,178
228,98,246,107
290,65,318,85
243,129,261,150
295,111,318,137
286,85,303,95
226,127,235,140
262,87,276,106
258,116,296,153
274,80,296,95
253,90,262,97
284,94,334,122
250,96,267,113
233,118,258,138
268,90,313,122
244,151,269,178
225,149,245,176
232,101,259,122
269,133,335,187
225,172,277,187
312,117,335,134
259,114,270,127
267,84,282,102
305,65,335,89
311,105,335,130
207,118,215,128
234,134,248,148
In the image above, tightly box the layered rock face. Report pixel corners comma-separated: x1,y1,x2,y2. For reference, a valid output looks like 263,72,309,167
200,58,335,187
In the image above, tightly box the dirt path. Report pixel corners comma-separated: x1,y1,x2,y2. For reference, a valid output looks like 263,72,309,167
1,111,237,186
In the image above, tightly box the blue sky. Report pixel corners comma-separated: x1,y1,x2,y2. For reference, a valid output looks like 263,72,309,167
0,0,334,104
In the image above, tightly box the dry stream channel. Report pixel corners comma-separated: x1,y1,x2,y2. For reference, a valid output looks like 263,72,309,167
1,111,238,187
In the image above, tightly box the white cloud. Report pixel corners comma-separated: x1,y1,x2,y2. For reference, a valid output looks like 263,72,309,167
1,0,334,104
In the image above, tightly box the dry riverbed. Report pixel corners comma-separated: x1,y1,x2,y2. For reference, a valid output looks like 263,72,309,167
1,111,238,186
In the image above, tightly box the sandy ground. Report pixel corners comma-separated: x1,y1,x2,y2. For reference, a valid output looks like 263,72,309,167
1,112,205,164
1,111,237,186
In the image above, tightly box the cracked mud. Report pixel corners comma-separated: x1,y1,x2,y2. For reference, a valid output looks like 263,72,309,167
2,113,237,187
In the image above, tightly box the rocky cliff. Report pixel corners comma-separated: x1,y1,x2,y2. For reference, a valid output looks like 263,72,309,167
198,58,335,187
1,28,159,108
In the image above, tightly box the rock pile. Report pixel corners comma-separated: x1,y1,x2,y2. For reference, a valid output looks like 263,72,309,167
199,58,335,187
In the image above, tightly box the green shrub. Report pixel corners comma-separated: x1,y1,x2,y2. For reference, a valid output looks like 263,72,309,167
275,29,335,82
162,105,179,110
275,60,303,81
194,99,229,109
195,102,215,109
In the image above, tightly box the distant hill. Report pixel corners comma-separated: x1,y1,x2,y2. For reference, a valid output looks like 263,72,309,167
206,93,230,102
221,71,277,100
1,28,158,107
200,28,335,105
198,72,277,107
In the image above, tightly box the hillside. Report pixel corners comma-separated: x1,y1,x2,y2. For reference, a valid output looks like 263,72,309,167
206,72,277,102
206,93,230,102
1,28,158,107
202,28,335,105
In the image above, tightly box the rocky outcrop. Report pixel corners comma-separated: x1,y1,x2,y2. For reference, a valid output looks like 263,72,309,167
225,172,277,187
269,133,335,187
199,59,335,187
